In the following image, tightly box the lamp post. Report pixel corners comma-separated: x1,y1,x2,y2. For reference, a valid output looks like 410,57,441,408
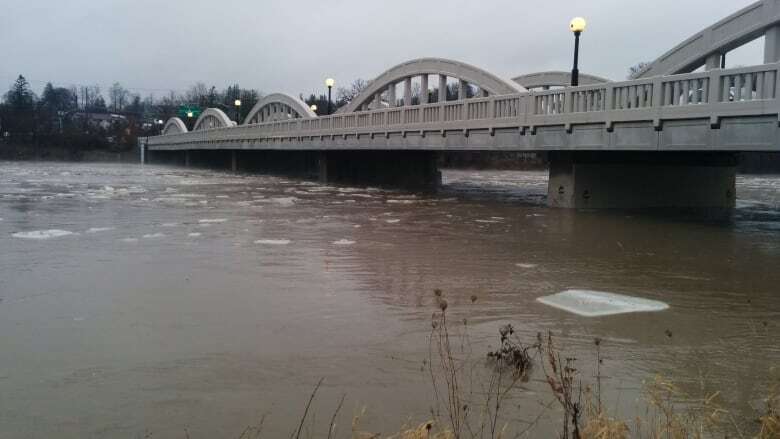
187,111,194,130
569,17,587,87
325,78,335,115
234,99,242,124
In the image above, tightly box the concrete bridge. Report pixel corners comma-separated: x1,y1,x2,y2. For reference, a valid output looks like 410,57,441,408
146,0,780,209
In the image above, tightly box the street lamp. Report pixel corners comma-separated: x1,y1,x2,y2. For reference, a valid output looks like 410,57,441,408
234,99,242,124
569,17,587,87
187,111,194,130
325,78,335,115
310,104,318,114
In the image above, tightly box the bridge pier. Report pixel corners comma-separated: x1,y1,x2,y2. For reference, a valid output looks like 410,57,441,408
318,151,441,189
547,152,737,209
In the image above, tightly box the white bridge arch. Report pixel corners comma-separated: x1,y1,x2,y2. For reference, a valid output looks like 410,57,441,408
512,71,609,89
339,57,523,113
193,108,235,131
637,0,780,78
243,93,316,125
162,117,188,135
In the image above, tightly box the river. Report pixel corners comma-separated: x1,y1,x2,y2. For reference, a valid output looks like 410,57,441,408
1,161,778,438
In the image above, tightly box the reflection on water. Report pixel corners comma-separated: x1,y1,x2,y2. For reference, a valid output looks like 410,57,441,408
0,162,778,438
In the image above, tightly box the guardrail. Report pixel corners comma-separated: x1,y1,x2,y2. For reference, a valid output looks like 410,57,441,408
148,63,780,148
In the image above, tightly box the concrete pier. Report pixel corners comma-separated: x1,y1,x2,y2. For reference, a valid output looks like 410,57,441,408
547,152,737,209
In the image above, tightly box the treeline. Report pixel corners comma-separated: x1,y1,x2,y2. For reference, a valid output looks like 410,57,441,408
0,75,265,153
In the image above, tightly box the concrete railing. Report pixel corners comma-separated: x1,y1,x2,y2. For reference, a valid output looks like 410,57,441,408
148,63,780,148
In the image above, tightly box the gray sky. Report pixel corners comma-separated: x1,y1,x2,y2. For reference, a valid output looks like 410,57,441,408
0,0,761,97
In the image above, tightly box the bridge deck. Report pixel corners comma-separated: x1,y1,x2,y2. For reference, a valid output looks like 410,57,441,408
148,63,780,153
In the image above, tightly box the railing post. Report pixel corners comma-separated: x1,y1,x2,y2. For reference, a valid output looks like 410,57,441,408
420,75,429,104
438,75,447,103
652,77,664,107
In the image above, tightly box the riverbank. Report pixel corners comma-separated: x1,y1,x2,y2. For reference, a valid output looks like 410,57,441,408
0,142,139,163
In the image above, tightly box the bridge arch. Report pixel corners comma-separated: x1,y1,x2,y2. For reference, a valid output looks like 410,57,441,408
162,117,188,135
512,71,609,89
636,0,780,78
338,57,523,113
243,93,316,124
192,108,235,131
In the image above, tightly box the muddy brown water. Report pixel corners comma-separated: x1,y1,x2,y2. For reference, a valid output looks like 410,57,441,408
0,161,778,438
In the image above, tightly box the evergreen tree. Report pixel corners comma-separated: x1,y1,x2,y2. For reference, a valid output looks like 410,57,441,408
5,75,35,110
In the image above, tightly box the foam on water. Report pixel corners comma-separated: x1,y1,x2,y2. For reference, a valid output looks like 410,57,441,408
385,219,401,224
142,233,166,239
119,237,139,243
537,290,669,317
198,218,227,224
188,232,202,237
333,239,356,245
255,239,291,245
12,229,74,239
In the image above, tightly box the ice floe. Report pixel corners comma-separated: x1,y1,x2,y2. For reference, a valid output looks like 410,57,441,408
86,227,115,233
515,263,538,269
537,290,669,317
255,239,291,245
12,229,74,239
198,218,227,224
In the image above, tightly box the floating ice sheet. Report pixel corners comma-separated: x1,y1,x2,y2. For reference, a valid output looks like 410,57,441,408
12,229,74,239
537,290,669,317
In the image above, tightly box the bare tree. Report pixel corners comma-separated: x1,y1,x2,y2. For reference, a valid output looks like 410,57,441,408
108,82,129,112
335,79,370,107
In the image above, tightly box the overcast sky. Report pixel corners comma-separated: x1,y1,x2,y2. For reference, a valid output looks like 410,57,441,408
0,0,761,97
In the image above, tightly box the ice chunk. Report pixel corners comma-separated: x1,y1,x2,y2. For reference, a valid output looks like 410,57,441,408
188,232,202,237
537,290,669,317
12,229,74,239
385,219,401,224
198,218,227,224
86,227,114,233
142,233,165,239
255,239,291,245
333,239,355,245
515,263,538,269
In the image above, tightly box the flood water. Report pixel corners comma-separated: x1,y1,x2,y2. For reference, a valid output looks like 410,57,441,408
1,161,779,438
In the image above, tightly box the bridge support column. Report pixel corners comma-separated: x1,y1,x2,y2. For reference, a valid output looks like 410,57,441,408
705,53,722,70
184,150,191,167
547,152,736,209
317,151,441,189
231,150,238,172
766,25,780,63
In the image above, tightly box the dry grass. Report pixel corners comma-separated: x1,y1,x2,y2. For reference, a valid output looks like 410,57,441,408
231,289,778,439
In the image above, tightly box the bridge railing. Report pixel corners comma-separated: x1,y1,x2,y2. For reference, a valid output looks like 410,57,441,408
147,62,780,148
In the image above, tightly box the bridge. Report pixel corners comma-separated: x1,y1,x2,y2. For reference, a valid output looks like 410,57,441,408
146,0,780,209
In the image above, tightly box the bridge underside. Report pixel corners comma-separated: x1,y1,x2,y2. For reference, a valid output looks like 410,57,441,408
147,148,742,210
